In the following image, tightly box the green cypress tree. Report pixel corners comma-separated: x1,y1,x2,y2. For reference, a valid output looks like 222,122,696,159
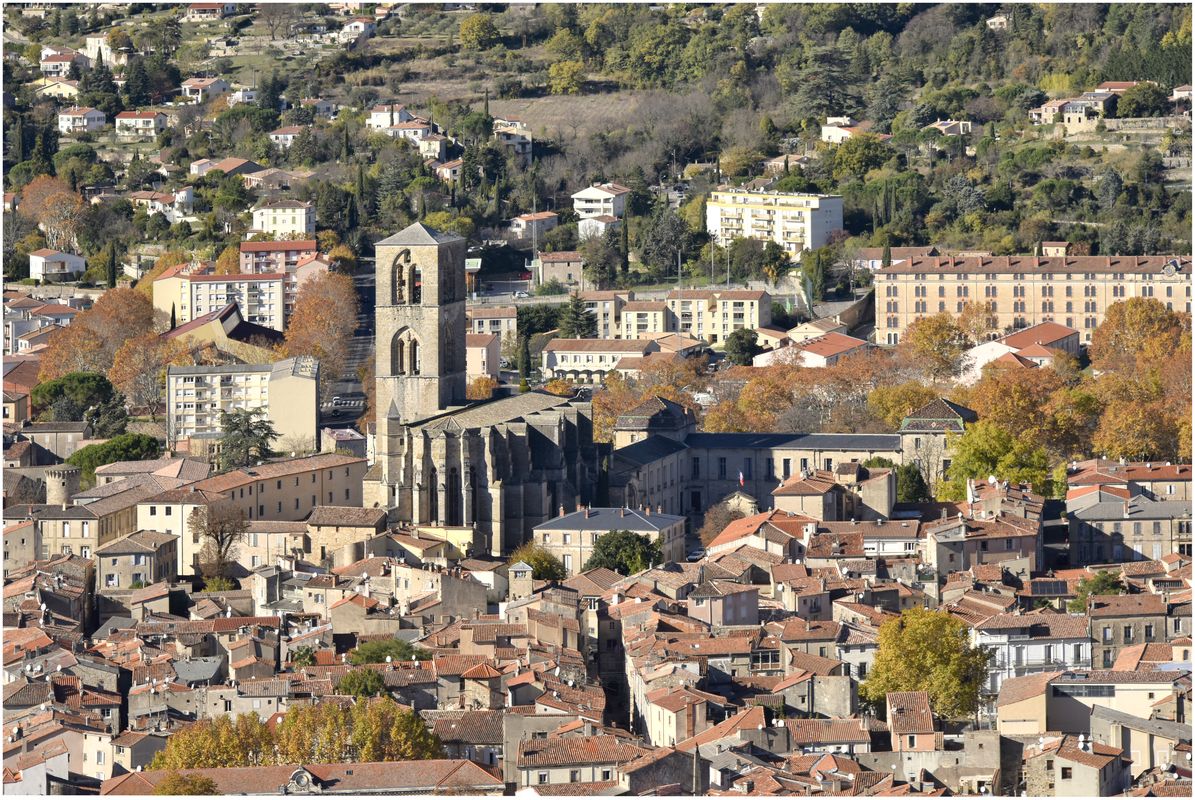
518,336,531,379
106,242,118,288
620,219,630,275
881,240,892,268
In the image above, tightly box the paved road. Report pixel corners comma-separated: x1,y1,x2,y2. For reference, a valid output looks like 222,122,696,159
320,271,375,428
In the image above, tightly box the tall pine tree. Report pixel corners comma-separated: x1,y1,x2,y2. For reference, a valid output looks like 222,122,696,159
558,293,597,338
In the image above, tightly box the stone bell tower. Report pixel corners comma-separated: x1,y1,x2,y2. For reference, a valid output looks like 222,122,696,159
375,222,468,424
371,223,468,512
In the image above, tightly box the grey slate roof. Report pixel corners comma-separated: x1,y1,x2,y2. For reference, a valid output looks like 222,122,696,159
174,656,226,685
899,398,978,433
415,390,578,431
612,435,689,468
683,432,902,451
534,507,684,533
1069,494,1192,520
375,222,463,247
1090,705,1190,741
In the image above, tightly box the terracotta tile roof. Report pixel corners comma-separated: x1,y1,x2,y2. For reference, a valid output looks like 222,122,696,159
786,718,870,745
1089,593,1167,617
779,617,846,640
676,705,766,751
708,509,813,549
429,709,503,744
538,250,582,263
101,760,504,795
976,612,1090,639
238,239,318,253
773,469,839,497
191,453,364,493
787,649,844,676
887,691,934,734
305,505,386,528
1026,734,1131,770
516,735,648,768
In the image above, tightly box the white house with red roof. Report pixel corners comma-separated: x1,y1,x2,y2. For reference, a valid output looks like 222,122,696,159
341,16,377,41
571,183,630,219
753,332,872,368
181,76,230,103
367,103,412,130
39,48,89,77
28,249,85,282
114,110,167,138
959,321,1081,384
56,106,106,135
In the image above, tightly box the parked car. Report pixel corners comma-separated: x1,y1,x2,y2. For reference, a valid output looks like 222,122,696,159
686,548,706,562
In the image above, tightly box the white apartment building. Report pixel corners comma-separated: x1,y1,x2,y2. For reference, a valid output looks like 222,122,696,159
705,190,844,255
251,200,316,238
57,106,106,134
153,269,289,332
571,183,629,219
166,357,319,450
973,613,1092,695
663,289,773,344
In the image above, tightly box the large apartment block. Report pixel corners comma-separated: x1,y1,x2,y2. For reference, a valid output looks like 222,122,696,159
875,255,1192,345
705,190,844,254
166,358,320,450
664,289,772,343
153,268,288,331
238,240,327,318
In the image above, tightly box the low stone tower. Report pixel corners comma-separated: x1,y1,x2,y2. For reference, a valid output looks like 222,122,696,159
45,464,81,506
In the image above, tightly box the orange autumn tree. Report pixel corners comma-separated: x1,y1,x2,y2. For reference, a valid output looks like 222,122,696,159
591,358,705,443
40,288,156,381
467,376,499,400
136,251,191,297
543,378,576,396
19,175,85,251
283,272,359,402
109,333,196,419
213,245,241,275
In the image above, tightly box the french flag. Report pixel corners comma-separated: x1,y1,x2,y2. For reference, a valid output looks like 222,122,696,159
738,471,745,487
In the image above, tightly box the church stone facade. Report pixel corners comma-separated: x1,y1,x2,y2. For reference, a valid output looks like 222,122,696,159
365,223,598,557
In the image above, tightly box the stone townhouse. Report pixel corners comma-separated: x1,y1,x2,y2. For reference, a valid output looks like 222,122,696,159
1088,593,1168,669
93,530,178,591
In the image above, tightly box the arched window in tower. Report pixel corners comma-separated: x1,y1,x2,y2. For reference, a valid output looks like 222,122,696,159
410,264,423,304
390,249,411,304
410,338,421,375
391,328,413,375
